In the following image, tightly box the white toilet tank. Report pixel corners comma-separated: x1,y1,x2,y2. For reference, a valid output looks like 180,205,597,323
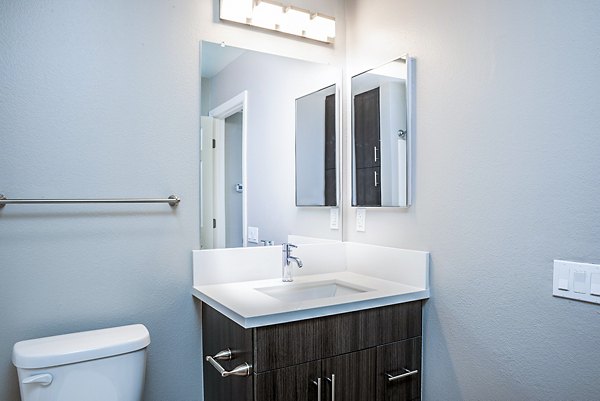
12,324,150,401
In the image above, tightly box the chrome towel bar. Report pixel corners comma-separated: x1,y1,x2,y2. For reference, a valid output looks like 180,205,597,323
0,194,180,208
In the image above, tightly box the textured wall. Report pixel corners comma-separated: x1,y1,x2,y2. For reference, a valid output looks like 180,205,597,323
344,0,600,400
0,0,203,399
0,0,343,400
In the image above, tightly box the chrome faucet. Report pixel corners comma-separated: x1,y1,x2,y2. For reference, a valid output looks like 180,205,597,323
282,243,303,282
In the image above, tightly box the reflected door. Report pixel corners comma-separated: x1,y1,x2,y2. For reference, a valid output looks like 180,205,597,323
224,112,243,248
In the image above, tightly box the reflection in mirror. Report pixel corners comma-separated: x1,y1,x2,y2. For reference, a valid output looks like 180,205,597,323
200,41,341,249
351,57,413,207
295,84,337,206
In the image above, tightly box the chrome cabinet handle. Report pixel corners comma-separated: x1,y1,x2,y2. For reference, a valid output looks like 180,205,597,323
386,368,419,382
311,378,322,401
374,146,379,162
374,171,379,187
206,356,252,377
326,374,336,401
205,348,252,377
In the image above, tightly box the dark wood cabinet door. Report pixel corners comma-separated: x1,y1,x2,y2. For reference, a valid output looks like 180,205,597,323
354,166,381,206
324,93,337,206
254,360,321,401
376,338,422,401
322,348,377,401
354,87,381,169
202,304,253,401
354,87,381,206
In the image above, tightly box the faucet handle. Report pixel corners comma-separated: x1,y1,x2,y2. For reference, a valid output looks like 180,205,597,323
282,242,298,251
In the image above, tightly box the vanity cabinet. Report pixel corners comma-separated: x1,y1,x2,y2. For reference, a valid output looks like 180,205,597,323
202,301,422,401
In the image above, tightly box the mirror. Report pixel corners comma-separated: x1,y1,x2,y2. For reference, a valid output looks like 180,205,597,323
200,41,340,249
351,56,413,207
295,84,338,206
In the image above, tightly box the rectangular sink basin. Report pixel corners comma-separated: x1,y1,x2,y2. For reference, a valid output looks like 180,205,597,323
256,280,373,303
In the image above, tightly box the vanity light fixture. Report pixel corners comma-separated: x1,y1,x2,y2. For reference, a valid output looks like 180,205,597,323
219,0,336,43
251,0,284,30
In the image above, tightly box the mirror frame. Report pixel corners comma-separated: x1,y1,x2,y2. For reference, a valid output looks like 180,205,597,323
348,54,415,208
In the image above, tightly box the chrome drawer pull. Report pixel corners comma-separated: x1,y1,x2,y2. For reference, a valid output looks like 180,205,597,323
386,368,419,382
311,378,322,401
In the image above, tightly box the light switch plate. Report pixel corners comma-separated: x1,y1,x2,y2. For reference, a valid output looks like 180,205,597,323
329,208,339,230
356,208,366,232
553,260,600,305
247,226,259,244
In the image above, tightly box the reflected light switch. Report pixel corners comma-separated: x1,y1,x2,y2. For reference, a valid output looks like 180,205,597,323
591,273,600,296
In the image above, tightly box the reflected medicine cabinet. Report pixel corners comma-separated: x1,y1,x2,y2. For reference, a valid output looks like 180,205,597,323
351,56,414,208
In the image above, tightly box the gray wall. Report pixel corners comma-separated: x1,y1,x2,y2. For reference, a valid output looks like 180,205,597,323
0,0,203,400
345,0,600,400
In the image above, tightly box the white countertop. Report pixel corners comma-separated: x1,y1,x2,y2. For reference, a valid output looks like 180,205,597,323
192,271,429,328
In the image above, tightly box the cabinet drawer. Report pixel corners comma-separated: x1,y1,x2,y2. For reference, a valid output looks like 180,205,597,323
254,301,421,372
376,337,422,401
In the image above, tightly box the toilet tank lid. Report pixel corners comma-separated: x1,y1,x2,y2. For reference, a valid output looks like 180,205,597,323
12,324,150,369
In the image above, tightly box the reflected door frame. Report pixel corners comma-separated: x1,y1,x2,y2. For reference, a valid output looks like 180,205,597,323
209,91,248,248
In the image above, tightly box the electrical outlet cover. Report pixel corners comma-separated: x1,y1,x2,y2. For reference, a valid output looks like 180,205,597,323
247,226,259,244
330,208,339,230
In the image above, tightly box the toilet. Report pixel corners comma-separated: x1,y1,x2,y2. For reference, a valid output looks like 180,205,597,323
12,324,150,401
